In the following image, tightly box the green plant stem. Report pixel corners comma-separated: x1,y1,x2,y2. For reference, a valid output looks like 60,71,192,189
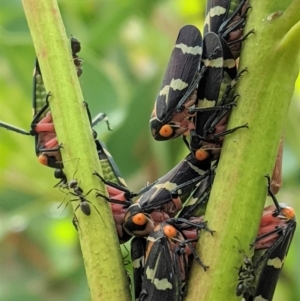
280,0,300,31
186,1,300,300
22,1,131,301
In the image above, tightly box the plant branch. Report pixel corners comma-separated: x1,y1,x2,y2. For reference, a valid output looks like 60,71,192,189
280,0,300,31
22,1,131,300
279,20,300,60
186,0,300,300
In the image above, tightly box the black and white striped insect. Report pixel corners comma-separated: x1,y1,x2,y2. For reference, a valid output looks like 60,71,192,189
94,152,211,238
236,209,296,300
236,175,296,300
121,154,211,237
178,162,216,218
150,25,203,141
131,237,146,301
204,0,252,59
134,218,213,301
185,0,252,162
181,31,247,162
0,38,84,170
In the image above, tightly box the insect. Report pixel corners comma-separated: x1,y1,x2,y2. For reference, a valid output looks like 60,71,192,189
236,212,296,300
66,179,93,216
51,102,113,190
186,32,233,160
178,162,216,218
150,25,204,141
93,139,134,243
131,237,146,300
235,240,256,298
136,218,214,301
0,91,63,168
188,67,248,162
70,37,84,76
94,152,211,238
204,0,252,59
150,25,242,142
94,139,125,186
93,170,156,238
55,137,129,240
121,154,211,237
254,175,296,250
185,0,252,162
202,0,251,100
36,100,111,170
236,175,296,300
58,165,104,229
189,0,254,162
0,38,85,169
249,217,295,301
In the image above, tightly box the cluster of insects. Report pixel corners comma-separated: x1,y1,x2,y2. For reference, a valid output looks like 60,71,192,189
0,0,296,300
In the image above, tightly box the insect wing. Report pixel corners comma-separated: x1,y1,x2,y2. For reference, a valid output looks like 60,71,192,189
138,153,210,211
95,139,127,187
251,220,296,301
140,226,183,301
179,165,215,219
192,32,224,139
204,0,250,59
154,25,202,123
221,38,237,79
204,0,231,35
131,237,147,300
33,59,48,118
32,61,57,162
197,33,224,112
123,156,210,239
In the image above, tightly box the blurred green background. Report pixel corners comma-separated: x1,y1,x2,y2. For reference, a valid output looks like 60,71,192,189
0,1,299,300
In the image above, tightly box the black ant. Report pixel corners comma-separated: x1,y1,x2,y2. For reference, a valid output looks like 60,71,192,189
234,236,255,297
58,178,96,215
67,179,93,216
58,160,104,229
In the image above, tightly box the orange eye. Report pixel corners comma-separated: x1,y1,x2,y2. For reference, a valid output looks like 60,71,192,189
159,125,173,137
163,224,177,238
282,207,295,220
132,213,147,226
38,154,48,166
195,149,209,161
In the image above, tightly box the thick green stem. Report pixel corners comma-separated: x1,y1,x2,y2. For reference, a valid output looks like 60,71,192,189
186,1,300,300
22,1,131,301
280,0,300,31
